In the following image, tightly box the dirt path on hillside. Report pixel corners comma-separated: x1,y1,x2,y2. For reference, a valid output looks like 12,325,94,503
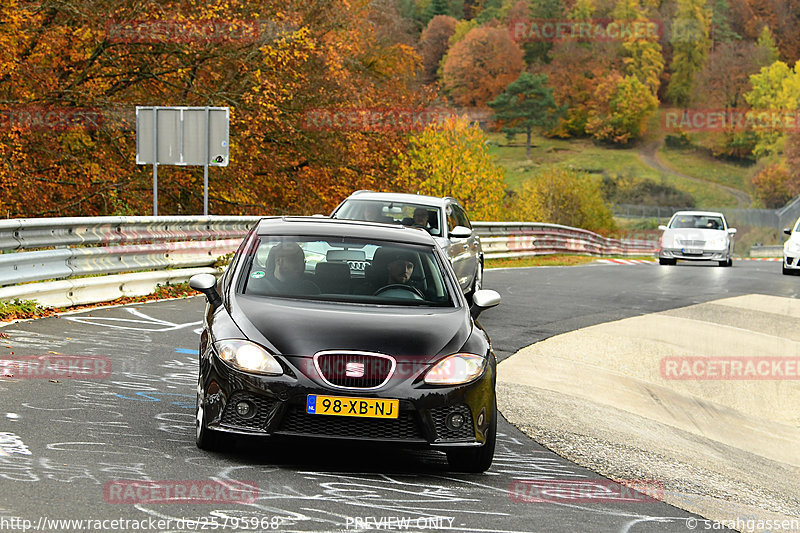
638,139,752,207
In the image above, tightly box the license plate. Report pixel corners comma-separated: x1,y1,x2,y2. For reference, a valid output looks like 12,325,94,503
306,395,399,419
685,248,703,255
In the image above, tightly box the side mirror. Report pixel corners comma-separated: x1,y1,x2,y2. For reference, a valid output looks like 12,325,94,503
727,228,737,235
470,289,501,319
658,225,668,231
450,226,473,239
189,273,222,309
784,228,792,236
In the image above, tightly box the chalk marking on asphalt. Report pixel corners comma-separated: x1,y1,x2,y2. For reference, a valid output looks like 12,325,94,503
63,308,201,332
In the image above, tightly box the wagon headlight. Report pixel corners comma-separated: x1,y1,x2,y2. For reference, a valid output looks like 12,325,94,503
213,340,282,375
424,353,486,385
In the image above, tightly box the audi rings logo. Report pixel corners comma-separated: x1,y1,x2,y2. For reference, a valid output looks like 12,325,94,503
347,260,368,271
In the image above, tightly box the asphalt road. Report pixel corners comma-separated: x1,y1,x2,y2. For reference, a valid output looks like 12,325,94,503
1,259,795,533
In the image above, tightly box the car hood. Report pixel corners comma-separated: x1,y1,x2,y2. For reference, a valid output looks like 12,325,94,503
227,294,470,363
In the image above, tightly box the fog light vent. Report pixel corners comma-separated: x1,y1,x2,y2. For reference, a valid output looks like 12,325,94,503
235,401,256,419
446,413,465,430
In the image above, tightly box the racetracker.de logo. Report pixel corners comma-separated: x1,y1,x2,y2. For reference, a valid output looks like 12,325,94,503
660,356,800,380
509,479,663,503
0,355,111,379
301,108,459,132
105,19,292,44
104,480,259,504
508,18,663,43
662,108,800,132
0,107,104,132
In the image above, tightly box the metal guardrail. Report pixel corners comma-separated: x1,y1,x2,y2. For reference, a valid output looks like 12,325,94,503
472,222,657,259
0,217,656,309
613,196,800,231
0,216,260,308
749,245,784,258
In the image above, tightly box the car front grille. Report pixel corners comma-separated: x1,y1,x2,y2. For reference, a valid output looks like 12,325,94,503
275,406,425,441
430,404,474,441
678,240,705,246
219,392,277,432
314,352,394,389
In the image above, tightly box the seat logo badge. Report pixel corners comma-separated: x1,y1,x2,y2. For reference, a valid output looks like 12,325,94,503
345,362,365,378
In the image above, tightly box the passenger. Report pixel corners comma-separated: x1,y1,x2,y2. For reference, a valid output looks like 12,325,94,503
363,203,393,224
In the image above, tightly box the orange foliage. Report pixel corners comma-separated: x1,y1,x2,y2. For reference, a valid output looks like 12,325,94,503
0,0,425,217
441,26,525,107
418,15,457,84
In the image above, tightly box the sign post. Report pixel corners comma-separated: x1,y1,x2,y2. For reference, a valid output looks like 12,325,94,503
136,106,229,215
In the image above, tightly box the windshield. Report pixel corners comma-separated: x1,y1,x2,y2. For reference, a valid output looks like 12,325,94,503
239,236,455,307
669,214,725,230
334,199,442,236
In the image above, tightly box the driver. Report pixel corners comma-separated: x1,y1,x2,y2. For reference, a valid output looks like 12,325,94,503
412,207,431,229
263,242,320,295
386,254,415,285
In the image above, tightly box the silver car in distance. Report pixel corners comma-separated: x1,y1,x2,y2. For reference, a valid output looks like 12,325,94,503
658,211,736,267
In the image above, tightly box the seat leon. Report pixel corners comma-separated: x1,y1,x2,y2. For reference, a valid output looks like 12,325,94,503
189,217,501,472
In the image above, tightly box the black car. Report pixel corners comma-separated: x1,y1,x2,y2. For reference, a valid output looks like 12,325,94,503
189,216,501,472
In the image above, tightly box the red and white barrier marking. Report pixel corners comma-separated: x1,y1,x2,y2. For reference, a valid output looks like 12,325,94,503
596,259,656,265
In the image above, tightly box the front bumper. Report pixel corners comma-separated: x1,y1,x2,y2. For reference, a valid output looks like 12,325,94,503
198,349,495,449
784,255,800,270
659,248,729,261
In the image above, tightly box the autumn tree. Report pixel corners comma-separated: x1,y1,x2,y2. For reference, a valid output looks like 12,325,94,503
751,163,800,208
691,40,765,159
419,15,458,83
505,167,617,233
544,41,621,137
783,131,800,195
441,26,525,107
396,117,506,220
614,0,664,95
666,0,712,106
744,59,800,156
586,73,658,144
756,25,780,63
488,73,564,158
568,0,596,20
693,41,767,108
449,19,478,45
0,0,425,217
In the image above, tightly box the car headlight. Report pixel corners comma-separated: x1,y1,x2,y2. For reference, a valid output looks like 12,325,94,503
708,237,727,249
213,340,282,375
786,241,800,254
424,353,486,385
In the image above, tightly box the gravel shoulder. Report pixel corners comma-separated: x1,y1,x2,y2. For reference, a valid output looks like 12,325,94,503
497,293,800,533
